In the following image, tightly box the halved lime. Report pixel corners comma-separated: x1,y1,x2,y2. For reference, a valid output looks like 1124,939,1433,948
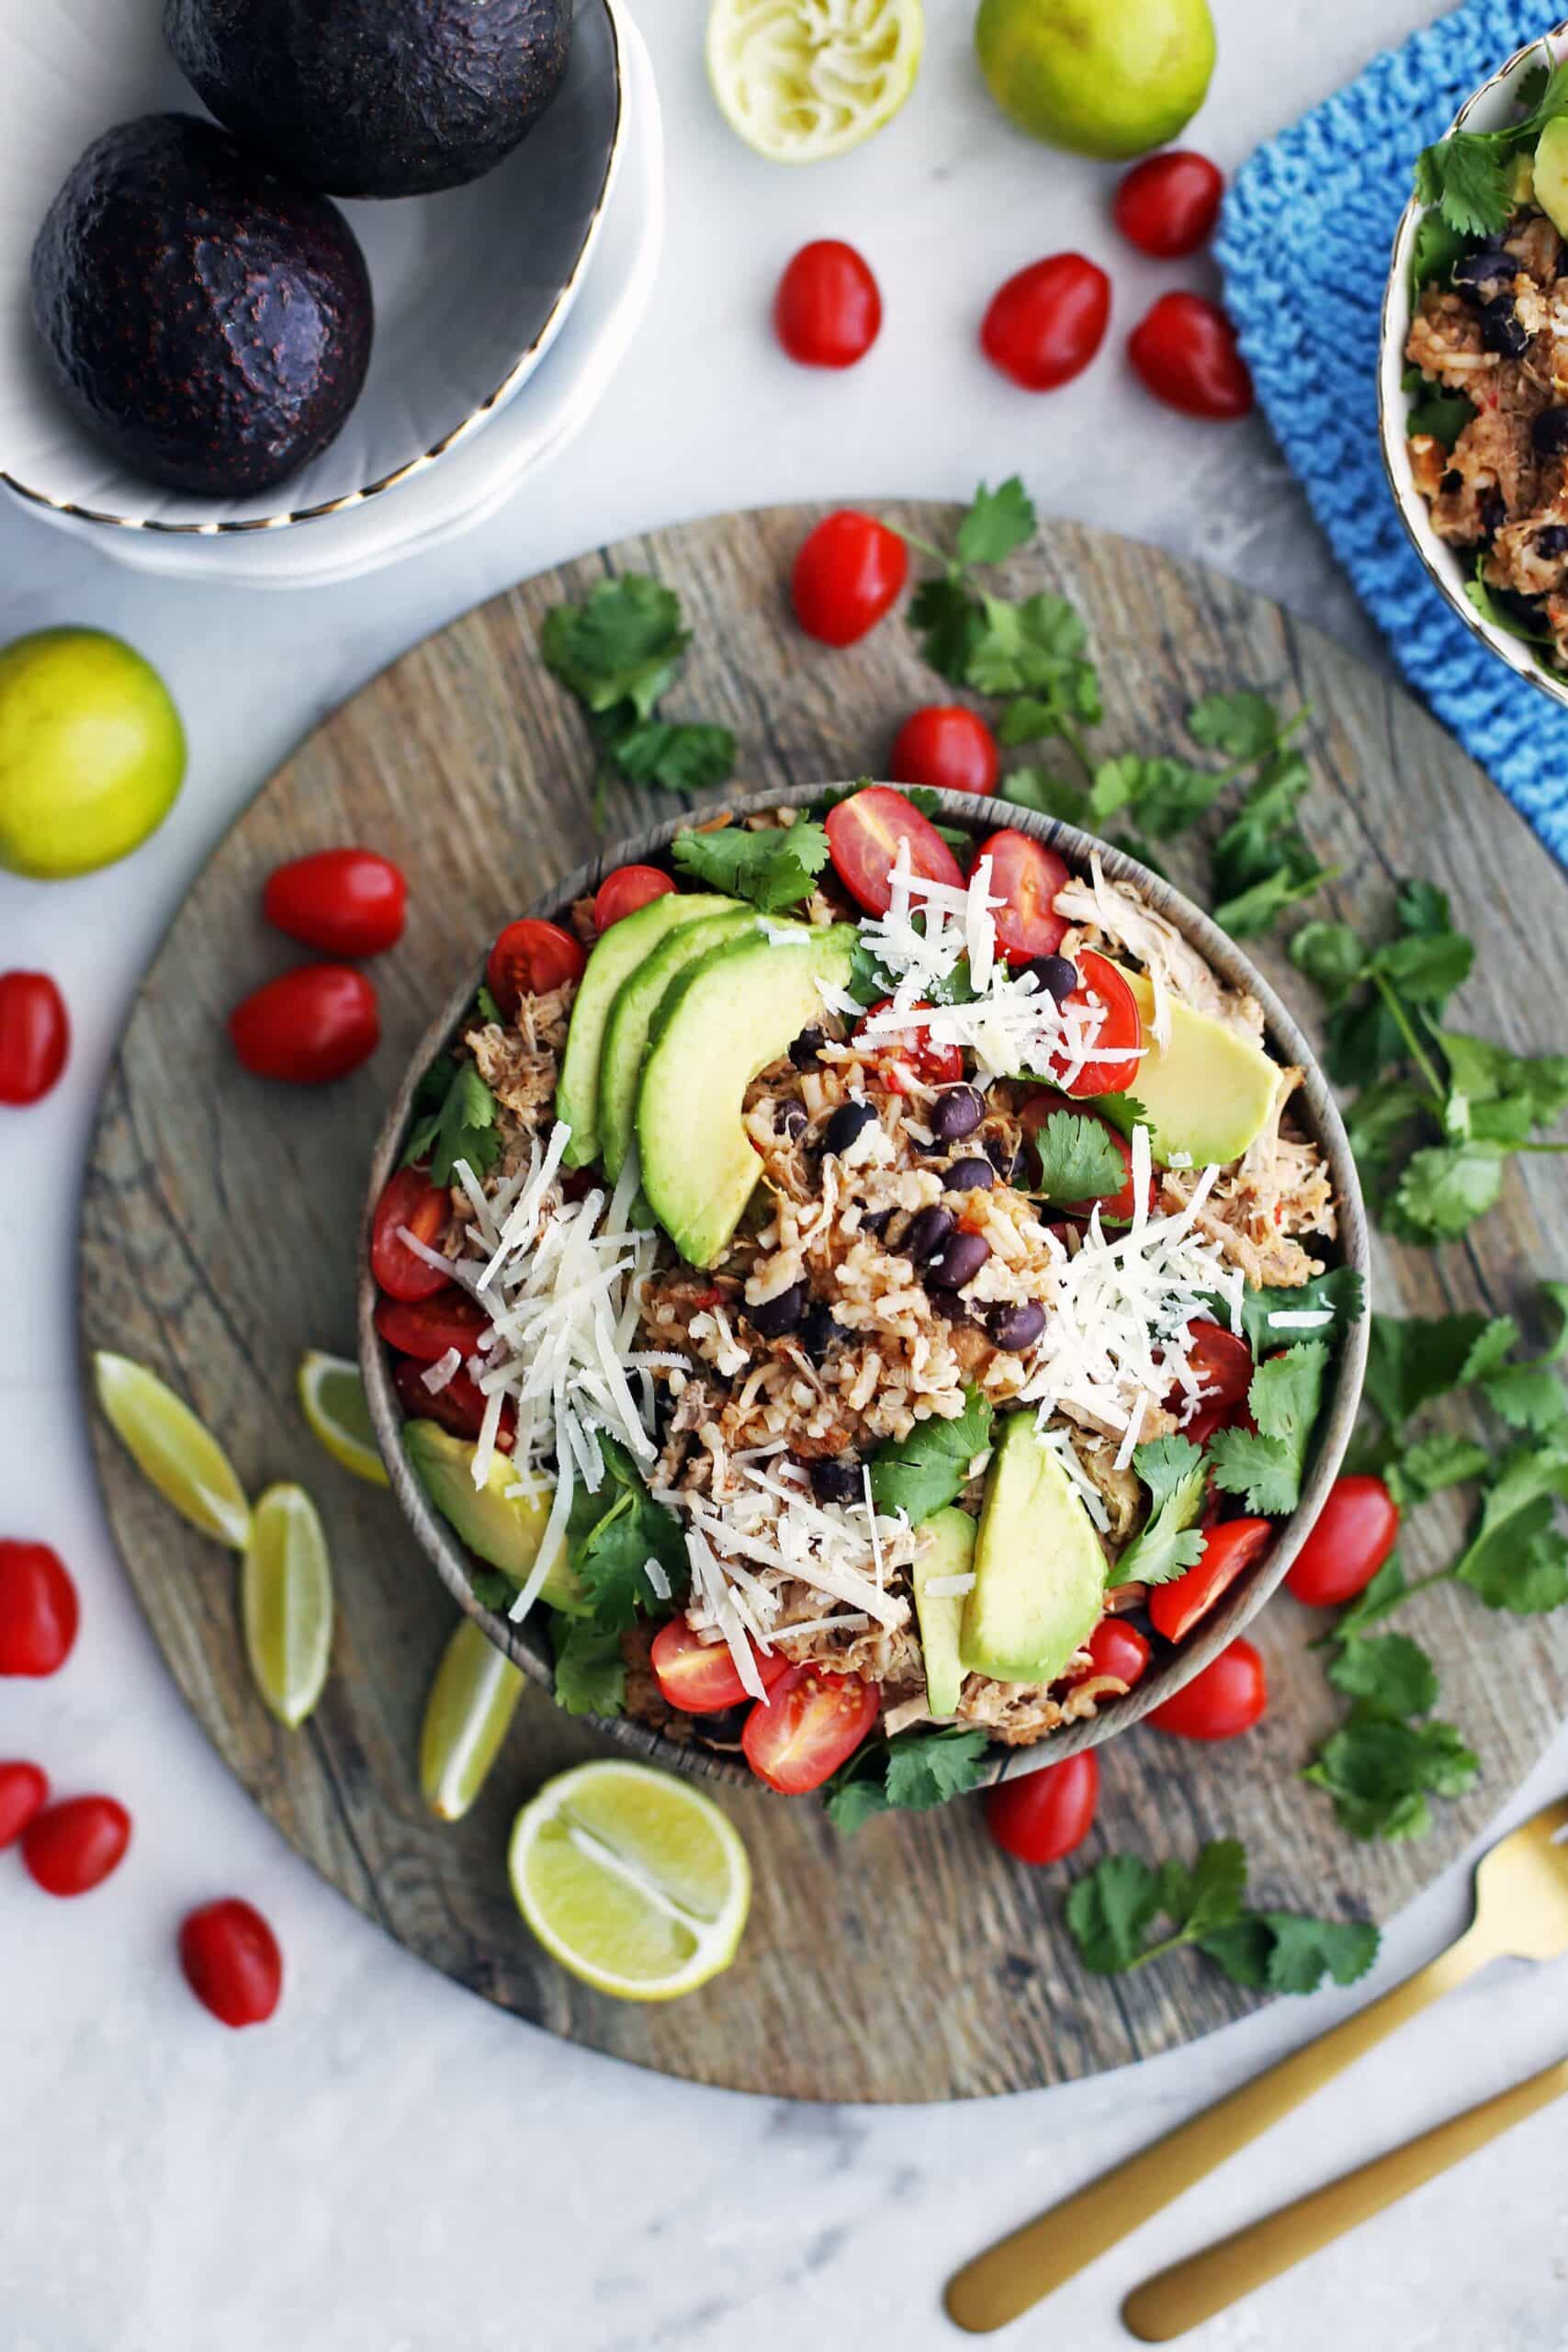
509,1760,751,2002
420,1618,525,1822
298,1350,389,1488
706,0,923,164
242,1484,334,1729
94,1351,252,1550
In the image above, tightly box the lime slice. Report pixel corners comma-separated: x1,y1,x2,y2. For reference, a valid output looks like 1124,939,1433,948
420,1618,525,1821
94,1351,252,1550
242,1484,334,1728
298,1350,389,1488
509,1760,751,2002
706,0,923,164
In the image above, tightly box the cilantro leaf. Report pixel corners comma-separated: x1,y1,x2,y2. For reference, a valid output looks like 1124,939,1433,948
1391,1431,1491,1505
549,1616,626,1718
1410,211,1470,293
997,764,1090,823
467,1566,516,1612
1088,753,1226,837
1345,1079,1428,1184
964,594,1102,725
1333,1552,1409,1640
1406,387,1475,449
610,719,736,793
474,982,504,1024
1482,1363,1568,1435
1186,690,1284,762
1220,1267,1365,1356
1115,1436,1210,1587
1303,1713,1479,1840
908,576,987,683
1066,1852,1166,1973
1213,859,1337,939
1363,1308,1510,1430
403,1057,502,1189
868,1388,993,1524
1290,921,1368,1004
953,476,1037,568
566,1437,687,1632
1388,1139,1507,1242
1257,1914,1381,1995
823,1725,991,1830
1453,1442,1568,1612
1157,1837,1248,1939
1209,1343,1328,1516
1066,1838,1380,1993
1326,1631,1439,1721
1190,1916,1276,1986
671,820,830,913
1370,928,1474,1005
1027,1109,1131,1205
1434,1028,1568,1131
540,575,689,719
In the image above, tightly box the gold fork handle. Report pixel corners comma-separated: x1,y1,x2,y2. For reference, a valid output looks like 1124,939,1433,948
1122,2052,1568,2341
942,1931,1489,2335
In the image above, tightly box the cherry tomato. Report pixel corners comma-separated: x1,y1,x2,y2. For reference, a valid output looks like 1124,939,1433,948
971,830,1069,964
649,1618,792,1714
179,1897,284,2028
1149,1637,1267,1740
1053,950,1145,1099
1018,1091,1152,1222
487,919,586,1019
1129,292,1253,421
593,865,674,932
889,707,999,797
1112,151,1224,259
392,1353,515,1452
825,785,964,915
0,1760,50,1849
370,1165,452,1303
0,971,69,1106
792,512,908,647
741,1664,879,1793
1176,1320,1255,1444
1081,1617,1151,1690
980,254,1111,391
1149,1518,1272,1646
374,1290,488,1363
984,1750,1099,1864
228,965,378,1086
262,848,406,958
22,1794,131,1896
1285,1476,1401,1610
0,1541,79,1677
774,239,882,368
857,997,964,1086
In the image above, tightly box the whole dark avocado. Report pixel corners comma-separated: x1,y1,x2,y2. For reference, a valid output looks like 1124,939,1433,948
164,0,574,200
30,114,374,500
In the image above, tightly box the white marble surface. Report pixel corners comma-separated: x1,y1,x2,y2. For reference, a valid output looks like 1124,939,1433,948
4,5,1566,2346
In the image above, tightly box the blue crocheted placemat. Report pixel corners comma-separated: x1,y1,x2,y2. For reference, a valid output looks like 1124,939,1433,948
1216,0,1568,867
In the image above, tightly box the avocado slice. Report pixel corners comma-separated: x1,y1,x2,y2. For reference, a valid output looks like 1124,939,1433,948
913,1507,976,1718
403,1420,587,1615
1102,970,1280,1169
556,893,740,1169
636,925,858,1268
599,910,761,1182
959,1414,1105,1684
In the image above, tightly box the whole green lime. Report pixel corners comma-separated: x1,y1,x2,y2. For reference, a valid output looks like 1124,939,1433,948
0,628,186,879
975,0,1215,159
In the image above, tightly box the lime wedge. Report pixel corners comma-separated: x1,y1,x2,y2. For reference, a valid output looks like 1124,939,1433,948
706,0,923,164
420,1618,525,1821
509,1760,751,2002
94,1351,252,1550
242,1483,333,1728
298,1350,389,1488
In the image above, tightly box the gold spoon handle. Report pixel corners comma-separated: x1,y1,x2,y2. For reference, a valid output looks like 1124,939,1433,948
943,1933,1487,2335
1122,2052,1568,2342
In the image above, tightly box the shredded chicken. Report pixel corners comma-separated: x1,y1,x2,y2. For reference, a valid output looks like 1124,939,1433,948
1056,859,1264,1041
1157,1067,1335,1288
956,1659,1121,1743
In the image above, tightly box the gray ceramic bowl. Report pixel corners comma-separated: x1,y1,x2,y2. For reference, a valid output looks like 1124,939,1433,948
359,786,1369,1791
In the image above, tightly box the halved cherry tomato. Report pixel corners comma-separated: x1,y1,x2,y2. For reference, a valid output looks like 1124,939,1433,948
487,919,586,1019
1018,1091,1152,1222
593,865,674,932
984,1750,1099,1864
179,1898,284,2028
370,1165,452,1302
774,239,882,368
22,1794,131,1896
0,1761,50,1849
1175,1320,1255,1444
1129,292,1253,420
792,513,908,647
374,1290,489,1363
1081,1616,1151,1690
1050,951,1145,1099
228,965,379,1086
972,830,1069,964
1148,1637,1267,1740
1112,152,1224,259
1285,1476,1401,1610
0,1541,79,1677
980,254,1111,391
0,971,69,1106
649,1618,791,1714
857,997,964,1086
889,707,999,798
825,785,964,915
1148,1518,1272,1647
392,1354,515,1451
741,1663,879,1793
262,849,406,958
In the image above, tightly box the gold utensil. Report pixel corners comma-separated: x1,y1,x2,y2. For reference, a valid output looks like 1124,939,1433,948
943,1797,1568,2335
1121,2050,1568,2341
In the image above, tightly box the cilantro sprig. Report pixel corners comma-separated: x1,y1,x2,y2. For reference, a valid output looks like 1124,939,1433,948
1209,1342,1329,1517
1066,1838,1379,1995
1027,1109,1131,1206
671,817,831,912
868,1388,993,1525
1413,51,1568,240
403,1056,502,1188
824,1725,992,1830
544,1435,689,1720
1114,1436,1209,1587
540,573,735,806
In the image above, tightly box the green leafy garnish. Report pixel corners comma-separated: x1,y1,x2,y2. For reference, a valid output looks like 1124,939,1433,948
1325,1630,1439,1721
671,818,831,913
1209,1342,1329,1516
1303,1713,1479,1842
1114,1437,1209,1587
823,1726,992,1830
1414,51,1568,237
565,1436,688,1631
1406,384,1475,449
1027,1109,1130,1205
1065,1838,1378,1994
1207,1267,1365,1357
550,1616,626,1718
868,1388,993,1525
540,573,735,801
403,1057,502,1188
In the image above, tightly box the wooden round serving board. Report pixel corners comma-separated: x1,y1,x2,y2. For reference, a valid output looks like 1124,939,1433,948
81,505,1568,2102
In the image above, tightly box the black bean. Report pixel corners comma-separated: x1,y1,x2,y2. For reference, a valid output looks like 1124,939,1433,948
1453,246,1515,289
822,1099,877,1156
931,1085,985,1141
988,1300,1046,1352
778,1100,807,1139
1538,524,1568,557
987,1136,1025,1184
788,1026,825,1069
942,1156,996,1193
1025,953,1077,1003
1480,297,1529,357
1439,468,1463,493
1480,491,1506,538
931,1230,990,1290
808,1456,862,1505
906,1204,956,1262
798,1300,841,1362
747,1281,807,1339
695,1702,750,1744
861,1207,893,1238
1533,408,1568,457
930,1291,974,1327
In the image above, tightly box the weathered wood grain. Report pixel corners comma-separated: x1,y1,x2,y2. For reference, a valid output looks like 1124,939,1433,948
79,506,1568,2102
